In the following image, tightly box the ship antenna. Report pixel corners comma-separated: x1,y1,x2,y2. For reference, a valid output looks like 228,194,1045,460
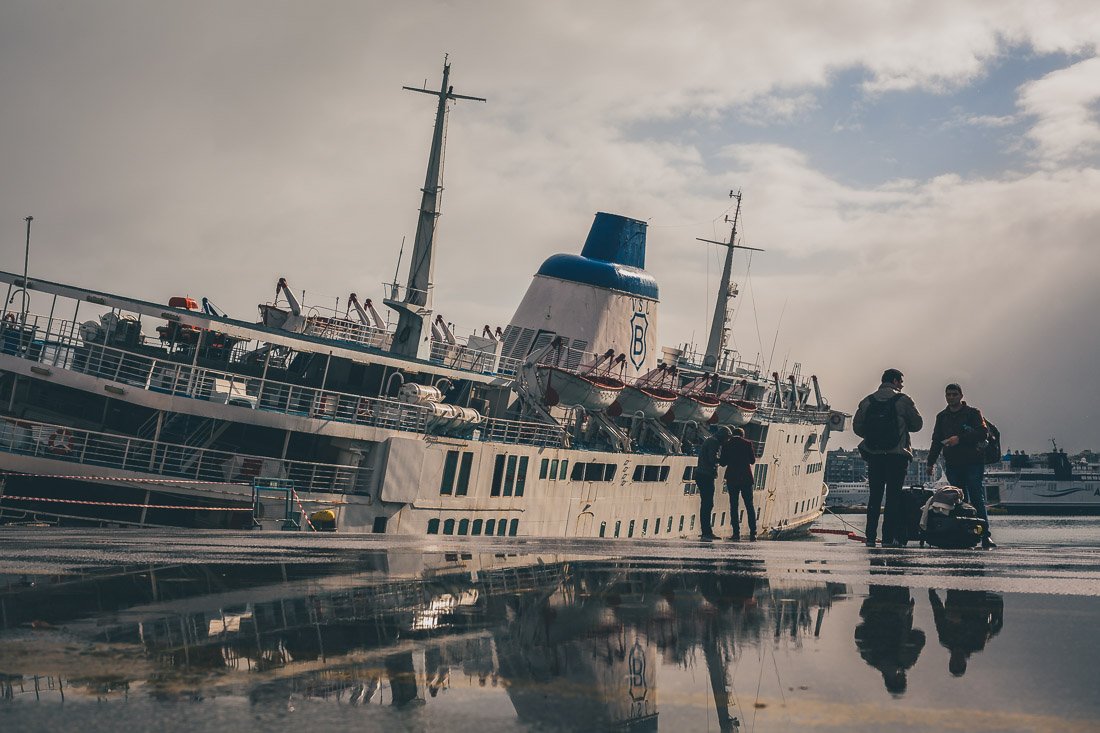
384,56,486,359
390,236,406,299
697,190,763,371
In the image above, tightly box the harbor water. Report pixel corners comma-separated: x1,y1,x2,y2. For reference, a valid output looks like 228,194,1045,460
2,518,1100,732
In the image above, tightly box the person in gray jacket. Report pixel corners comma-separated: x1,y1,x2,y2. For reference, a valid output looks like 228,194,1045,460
853,368,923,547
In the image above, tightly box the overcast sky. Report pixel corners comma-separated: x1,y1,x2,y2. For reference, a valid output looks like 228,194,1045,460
2,1,1098,452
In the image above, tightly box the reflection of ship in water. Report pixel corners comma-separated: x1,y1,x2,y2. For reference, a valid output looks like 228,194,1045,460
0,552,844,728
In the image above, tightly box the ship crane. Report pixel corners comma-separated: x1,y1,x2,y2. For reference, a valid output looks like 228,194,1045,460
348,293,387,330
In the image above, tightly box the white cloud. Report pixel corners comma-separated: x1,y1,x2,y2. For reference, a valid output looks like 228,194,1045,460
1018,56,1100,165
944,112,1018,129
735,92,819,126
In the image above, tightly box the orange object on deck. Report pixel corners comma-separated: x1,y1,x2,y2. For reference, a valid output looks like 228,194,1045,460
168,296,198,310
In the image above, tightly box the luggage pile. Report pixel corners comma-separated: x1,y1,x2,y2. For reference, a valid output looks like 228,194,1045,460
900,486,988,549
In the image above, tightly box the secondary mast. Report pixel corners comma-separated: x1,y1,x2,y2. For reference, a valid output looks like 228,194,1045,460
386,57,486,359
698,190,763,371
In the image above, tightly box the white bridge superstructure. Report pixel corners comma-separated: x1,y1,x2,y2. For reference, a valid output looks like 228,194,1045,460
0,61,845,539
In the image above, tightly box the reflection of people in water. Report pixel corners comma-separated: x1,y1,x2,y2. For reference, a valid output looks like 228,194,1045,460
854,585,926,695
385,652,422,706
928,589,1004,676
425,645,451,697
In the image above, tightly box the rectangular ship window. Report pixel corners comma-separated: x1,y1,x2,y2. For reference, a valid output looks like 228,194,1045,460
440,450,459,495
491,455,505,496
515,456,528,496
503,455,517,496
456,452,473,496
539,458,549,479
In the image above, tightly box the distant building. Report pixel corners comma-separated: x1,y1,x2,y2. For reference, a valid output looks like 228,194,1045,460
827,447,931,487
906,449,930,486
825,448,865,487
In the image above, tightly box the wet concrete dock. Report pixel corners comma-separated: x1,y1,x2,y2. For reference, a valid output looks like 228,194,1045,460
2,517,1099,732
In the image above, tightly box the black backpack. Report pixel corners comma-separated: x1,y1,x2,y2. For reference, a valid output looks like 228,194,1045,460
861,394,903,451
980,419,1002,465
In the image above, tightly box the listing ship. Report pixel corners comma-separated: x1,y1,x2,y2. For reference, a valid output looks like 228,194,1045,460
0,61,846,538
984,445,1100,514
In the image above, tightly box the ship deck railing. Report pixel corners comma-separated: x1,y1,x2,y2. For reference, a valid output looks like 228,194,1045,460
0,416,367,495
0,316,568,449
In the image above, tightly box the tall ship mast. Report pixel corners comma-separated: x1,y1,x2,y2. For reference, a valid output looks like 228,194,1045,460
0,61,847,538
699,190,762,372
386,56,486,360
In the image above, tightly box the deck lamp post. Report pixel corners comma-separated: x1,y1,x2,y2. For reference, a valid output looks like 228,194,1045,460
9,215,32,326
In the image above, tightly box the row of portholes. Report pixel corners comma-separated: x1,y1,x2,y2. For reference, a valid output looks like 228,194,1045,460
600,513,695,538
794,496,819,514
427,517,519,537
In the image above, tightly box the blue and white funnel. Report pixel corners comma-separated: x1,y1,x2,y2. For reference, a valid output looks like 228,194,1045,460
502,213,660,377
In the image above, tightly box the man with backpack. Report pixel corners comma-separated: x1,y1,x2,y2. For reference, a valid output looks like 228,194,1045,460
695,425,732,540
927,383,996,548
853,369,924,547
720,426,758,541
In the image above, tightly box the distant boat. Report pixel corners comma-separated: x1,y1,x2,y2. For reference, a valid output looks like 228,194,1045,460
985,445,1100,514
826,482,869,508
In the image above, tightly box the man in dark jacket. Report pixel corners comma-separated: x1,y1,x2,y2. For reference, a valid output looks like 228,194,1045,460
927,383,994,548
719,427,757,540
853,368,923,547
695,425,732,540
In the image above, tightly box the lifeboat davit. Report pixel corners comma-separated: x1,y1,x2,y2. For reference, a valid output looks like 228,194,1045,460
714,398,758,427
671,393,721,424
536,366,625,411
616,384,679,419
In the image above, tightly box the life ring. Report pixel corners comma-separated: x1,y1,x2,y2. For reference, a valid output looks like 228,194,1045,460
827,412,844,430
46,428,74,455
2,313,14,323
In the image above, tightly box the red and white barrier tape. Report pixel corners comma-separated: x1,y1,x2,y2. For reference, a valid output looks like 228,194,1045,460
0,494,252,511
290,489,316,531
